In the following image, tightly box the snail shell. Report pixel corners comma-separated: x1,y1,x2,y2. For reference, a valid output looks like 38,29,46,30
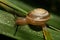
26,8,50,25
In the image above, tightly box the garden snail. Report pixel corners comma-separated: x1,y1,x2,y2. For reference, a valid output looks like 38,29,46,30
16,8,50,26
16,8,52,40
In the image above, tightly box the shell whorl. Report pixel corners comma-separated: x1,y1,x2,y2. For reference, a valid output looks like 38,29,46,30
27,8,50,21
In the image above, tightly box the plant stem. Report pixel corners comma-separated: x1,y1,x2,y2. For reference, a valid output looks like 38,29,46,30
41,24,53,40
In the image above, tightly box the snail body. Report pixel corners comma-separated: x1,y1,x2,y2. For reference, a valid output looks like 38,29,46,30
16,8,50,26
16,17,27,25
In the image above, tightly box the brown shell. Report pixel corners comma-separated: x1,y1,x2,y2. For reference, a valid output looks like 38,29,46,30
26,8,50,25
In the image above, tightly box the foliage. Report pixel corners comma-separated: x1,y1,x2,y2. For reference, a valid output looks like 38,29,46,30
0,0,60,40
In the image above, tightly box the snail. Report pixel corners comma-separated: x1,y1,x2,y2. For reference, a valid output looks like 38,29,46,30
16,8,52,40
16,8,50,26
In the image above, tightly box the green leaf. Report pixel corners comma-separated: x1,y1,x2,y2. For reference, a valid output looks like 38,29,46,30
0,10,15,34
16,25,60,40
0,10,19,39
0,0,60,40
47,14,60,30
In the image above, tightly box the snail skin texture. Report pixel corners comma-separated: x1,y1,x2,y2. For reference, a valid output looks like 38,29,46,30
26,8,50,25
16,17,27,25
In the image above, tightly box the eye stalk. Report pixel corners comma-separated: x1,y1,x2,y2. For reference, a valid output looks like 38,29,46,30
16,8,50,26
